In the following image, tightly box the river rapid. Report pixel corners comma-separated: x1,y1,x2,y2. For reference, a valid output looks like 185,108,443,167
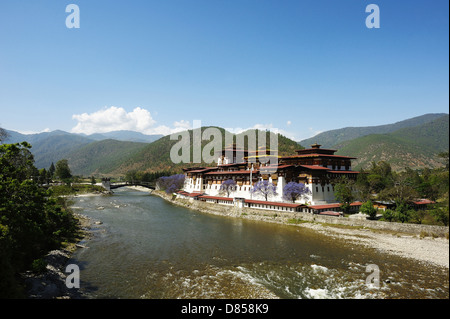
69,188,449,299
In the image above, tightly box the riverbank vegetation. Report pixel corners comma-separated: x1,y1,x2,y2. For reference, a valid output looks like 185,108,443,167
0,142,80,298
334,156,449,226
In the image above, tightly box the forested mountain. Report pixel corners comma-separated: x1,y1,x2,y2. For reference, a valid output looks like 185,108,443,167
335,115,449,171
4,130,94,169
108,128,301,175
66,139,149,176
299,113,447,149
3,113,447,176
84,130,163,143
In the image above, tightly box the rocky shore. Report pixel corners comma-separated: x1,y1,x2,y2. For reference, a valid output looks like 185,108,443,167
21,212,94,299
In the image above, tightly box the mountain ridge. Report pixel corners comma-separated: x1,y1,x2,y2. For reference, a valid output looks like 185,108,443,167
2,113,448,175
335,115,449,171
299,113,448,148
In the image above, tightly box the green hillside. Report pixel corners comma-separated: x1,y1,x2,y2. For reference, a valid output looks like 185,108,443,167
299,113,447,148
108,128,301,176
335,115,449,171
66,139,149,176
4,130,94,169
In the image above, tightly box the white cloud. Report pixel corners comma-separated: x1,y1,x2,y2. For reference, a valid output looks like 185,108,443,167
225,123,273,135
286,120,292,126
71,106,190,136
173,120,192,131
72,106,156,135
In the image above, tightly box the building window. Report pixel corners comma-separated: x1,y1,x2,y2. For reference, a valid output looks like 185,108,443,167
316,187,319,193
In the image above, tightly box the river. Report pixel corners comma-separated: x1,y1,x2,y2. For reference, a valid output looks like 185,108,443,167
69,188,449,299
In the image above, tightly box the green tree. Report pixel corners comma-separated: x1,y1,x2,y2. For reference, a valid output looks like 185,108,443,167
360,200,378,219
378,172,419,208
366,161,394,193
0,143,78,297
90,176,96,185
333,177,355,213
410,209,426,224
382,209,395,222
395,203,412,223
55,159,72,182
48,162,55,179
431,206,449,226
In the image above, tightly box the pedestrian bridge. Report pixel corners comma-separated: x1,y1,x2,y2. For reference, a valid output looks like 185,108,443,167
101,178,155,192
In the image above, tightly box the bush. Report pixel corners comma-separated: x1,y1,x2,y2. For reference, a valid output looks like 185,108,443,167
430,206,449,226
382,209,395,222
360,201,378,219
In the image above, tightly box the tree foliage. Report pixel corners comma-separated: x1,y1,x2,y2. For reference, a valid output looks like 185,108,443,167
360,200,378,219
0,142,78,297
282,182,310,203
250,180,278,201
125,169,174,183
55,159,72,181
156,174,185,194
219,179,237,197
333,176,355,213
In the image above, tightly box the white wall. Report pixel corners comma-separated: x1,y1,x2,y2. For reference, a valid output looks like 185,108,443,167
184,175,336,205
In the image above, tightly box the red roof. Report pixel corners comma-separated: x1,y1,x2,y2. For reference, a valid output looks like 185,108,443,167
318,211,342,217
176,191,204,197
198,195,233,201
299,165,330,170
308,202,362,210
308,203,341,210
412,199,435,205
188,168,218,173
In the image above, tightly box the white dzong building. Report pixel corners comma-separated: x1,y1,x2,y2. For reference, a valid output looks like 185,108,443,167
182,143,359,206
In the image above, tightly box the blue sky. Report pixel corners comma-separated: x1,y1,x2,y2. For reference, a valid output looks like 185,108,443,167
0,0,448,141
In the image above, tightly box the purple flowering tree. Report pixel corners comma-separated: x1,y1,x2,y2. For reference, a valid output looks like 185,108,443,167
219,179,237,197
250,180,278,201
157,174,185,194
282,182,311,203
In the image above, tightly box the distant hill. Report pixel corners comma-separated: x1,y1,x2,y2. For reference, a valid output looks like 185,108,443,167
3,113,447,175
108,128,301,176
2,129,155,171
66,139,149,176
83,130,163,143
4,130,94,169
299,113,447,148
335,115,449,171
